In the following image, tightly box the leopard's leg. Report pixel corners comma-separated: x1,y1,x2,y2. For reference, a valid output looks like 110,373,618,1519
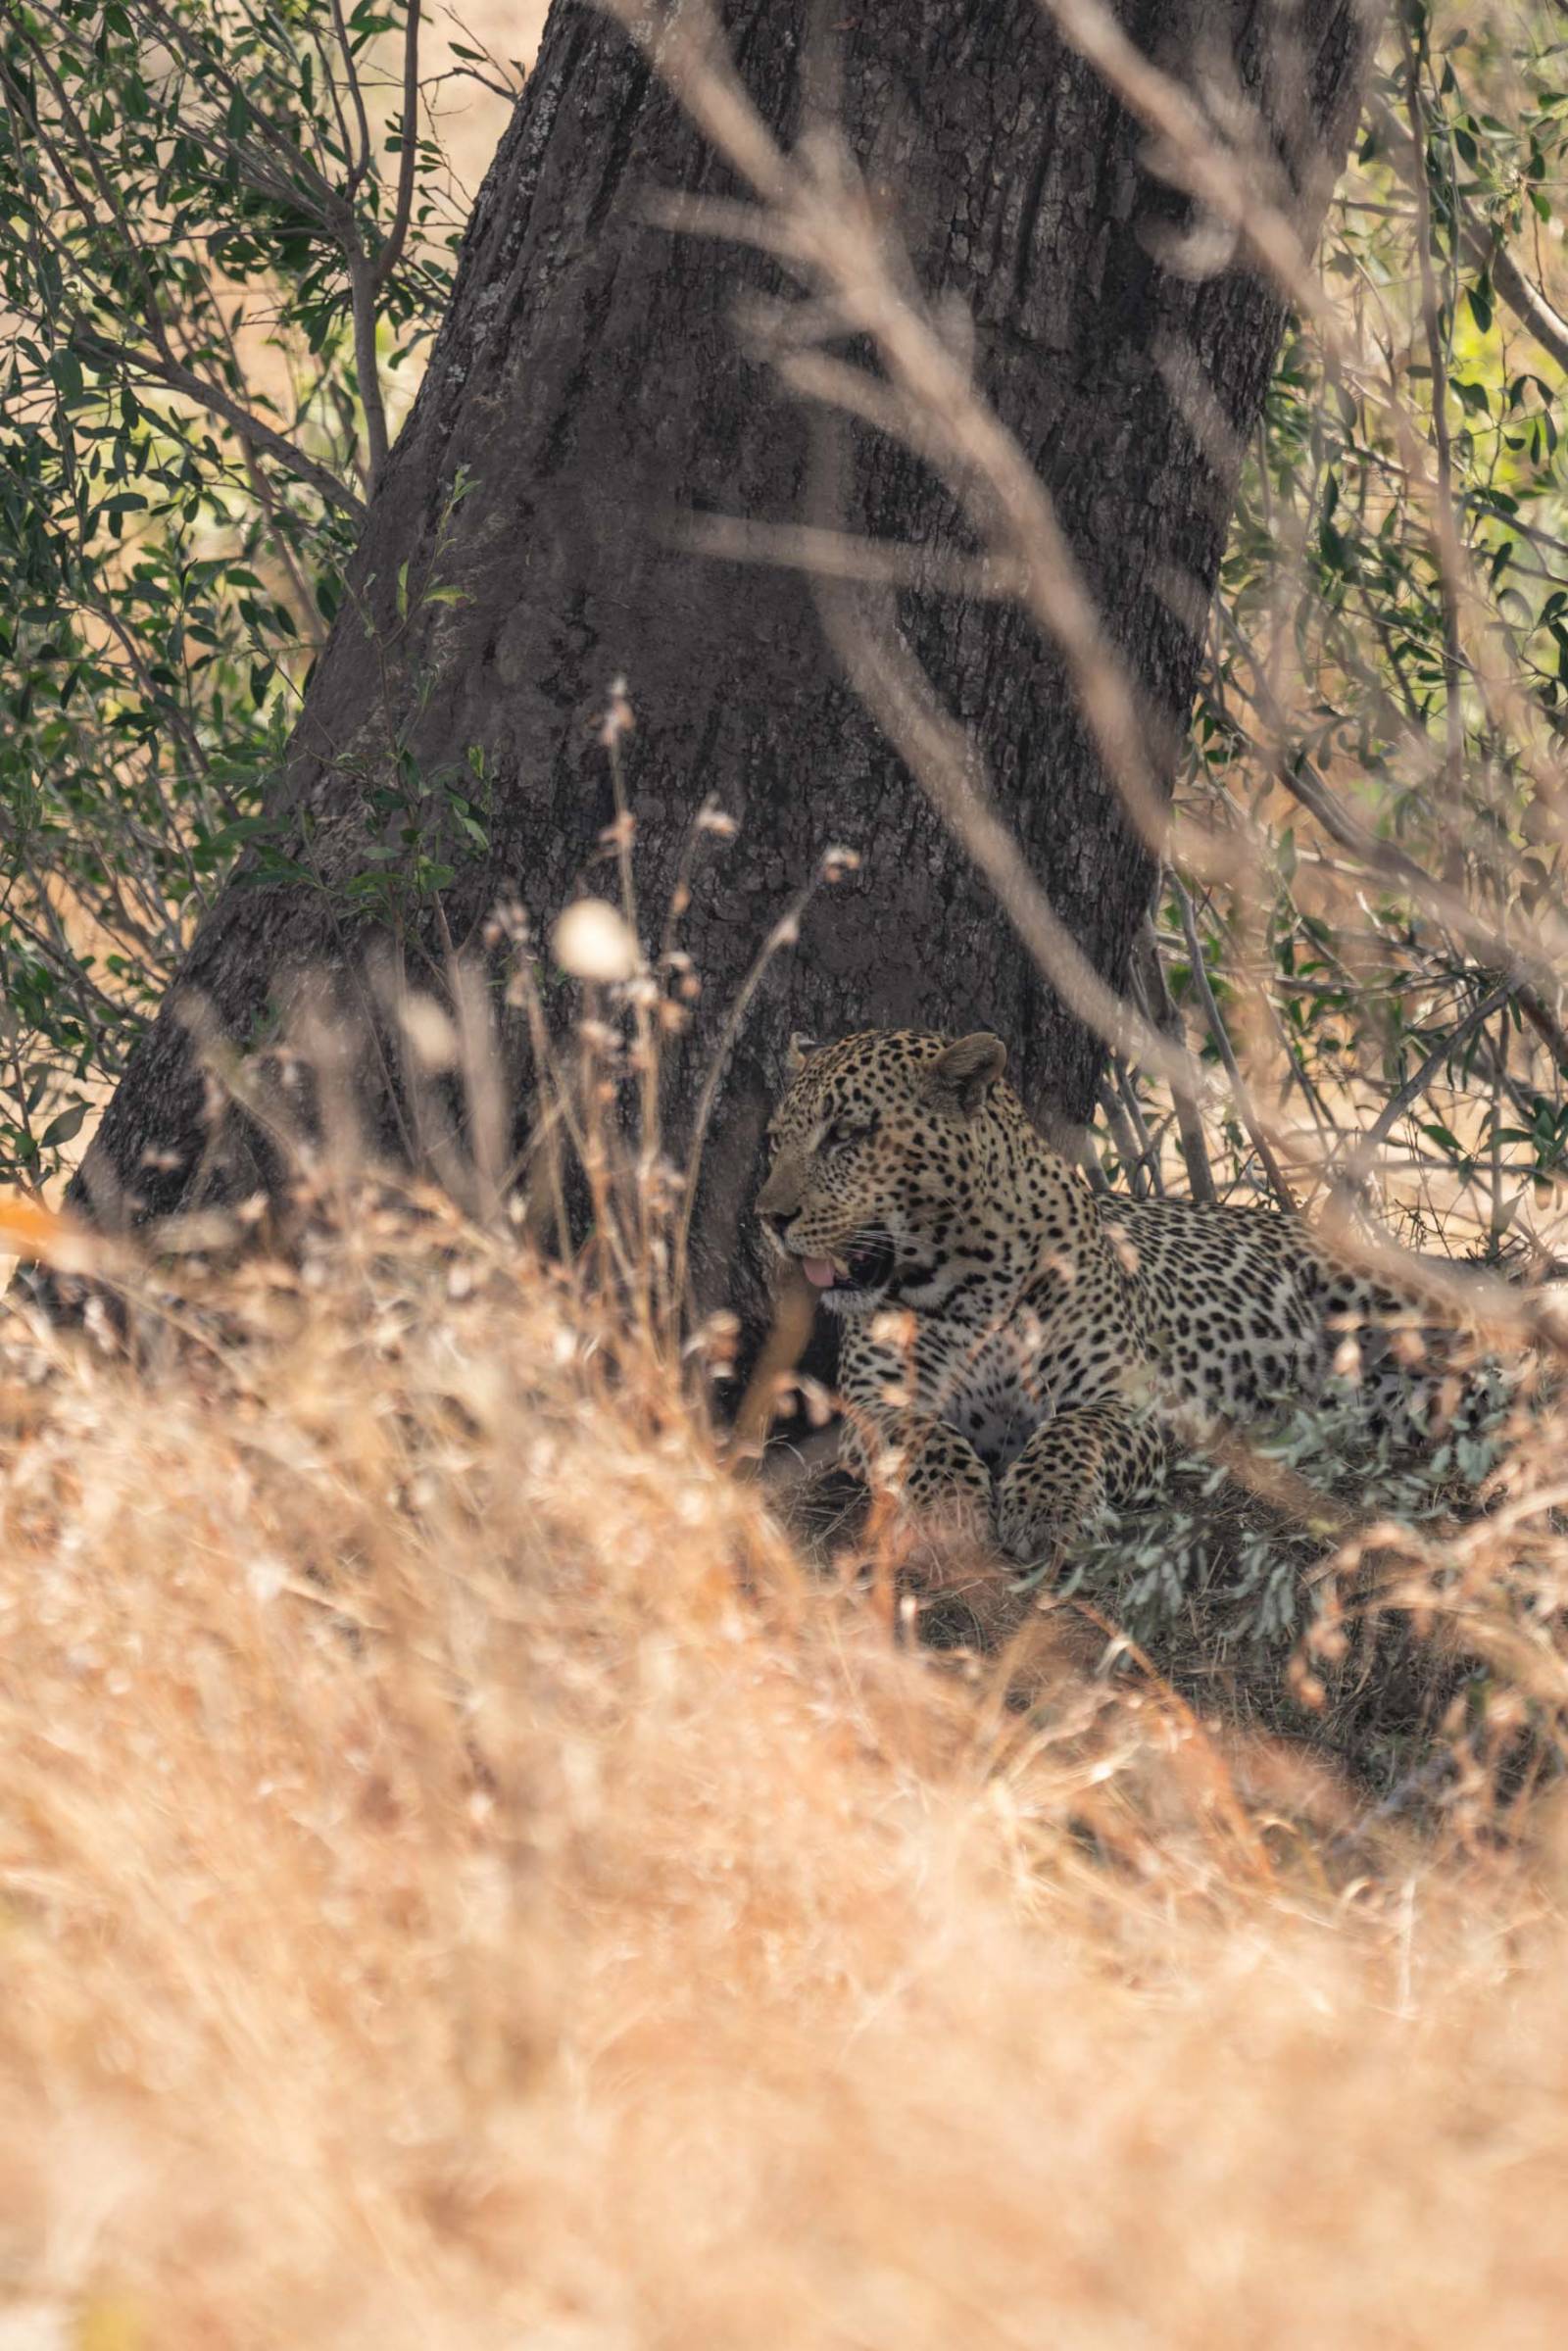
841,1403,994,1530
994,1395,1166,1569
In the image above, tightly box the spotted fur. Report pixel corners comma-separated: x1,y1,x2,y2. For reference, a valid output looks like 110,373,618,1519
756,1028,1470,1568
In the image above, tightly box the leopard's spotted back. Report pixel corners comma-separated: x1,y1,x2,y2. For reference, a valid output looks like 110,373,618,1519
1096,1196,1430,1426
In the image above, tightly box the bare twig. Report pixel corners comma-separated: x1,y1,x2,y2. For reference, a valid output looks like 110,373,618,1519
673,513,1030,603
374,0,425,290
1173,879,1295,1210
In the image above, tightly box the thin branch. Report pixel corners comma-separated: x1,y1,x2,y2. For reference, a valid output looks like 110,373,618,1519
348,251,390,488
1518,989,1568,1080
328,0,375,192
1352,980,1515,1161
1367,91,1568,378
1097,1073,1148,1197
1401,23,1464,804
73,330,365,518
373,0,424,291
1172,880,1295,1211
1488,239,1568,380
1132,915,1215,1203
316,0,395,487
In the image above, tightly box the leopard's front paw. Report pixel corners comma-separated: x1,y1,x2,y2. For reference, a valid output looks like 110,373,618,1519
848,1413,994,1532
994,1461,1085,1571
903,1466,1001,1542
903,1438,995,1535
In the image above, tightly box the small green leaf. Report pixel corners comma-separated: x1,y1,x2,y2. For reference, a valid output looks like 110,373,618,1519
40,1101,89,1149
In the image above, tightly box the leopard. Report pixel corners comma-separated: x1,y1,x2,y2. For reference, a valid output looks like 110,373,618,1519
756,1026,1487,1570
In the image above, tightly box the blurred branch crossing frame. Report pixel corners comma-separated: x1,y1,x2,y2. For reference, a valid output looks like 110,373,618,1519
68,0,1384,1327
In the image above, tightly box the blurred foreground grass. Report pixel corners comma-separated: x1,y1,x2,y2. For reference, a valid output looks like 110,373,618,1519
1,1192,1567,2346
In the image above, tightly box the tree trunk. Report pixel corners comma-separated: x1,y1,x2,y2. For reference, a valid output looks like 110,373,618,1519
73,0,1380,1314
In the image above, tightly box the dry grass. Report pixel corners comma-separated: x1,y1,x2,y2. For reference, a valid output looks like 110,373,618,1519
0,1195,1566,2346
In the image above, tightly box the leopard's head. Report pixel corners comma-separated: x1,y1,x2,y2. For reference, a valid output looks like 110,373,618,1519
755,1028,1011,1316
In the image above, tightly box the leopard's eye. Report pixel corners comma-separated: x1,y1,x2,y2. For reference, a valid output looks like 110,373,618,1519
823,1113,874,1152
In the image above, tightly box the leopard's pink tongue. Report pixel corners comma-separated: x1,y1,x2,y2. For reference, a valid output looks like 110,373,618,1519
802,1256,838,1290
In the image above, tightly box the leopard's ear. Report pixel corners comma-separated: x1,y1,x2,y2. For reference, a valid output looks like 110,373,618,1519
926,1031,1006,1116
784,1031,819,1080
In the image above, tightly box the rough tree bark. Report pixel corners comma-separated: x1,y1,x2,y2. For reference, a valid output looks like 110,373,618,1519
73,0,1381,1311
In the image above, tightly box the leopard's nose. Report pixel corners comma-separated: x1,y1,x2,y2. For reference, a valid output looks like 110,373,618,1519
762,1210,794,1245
